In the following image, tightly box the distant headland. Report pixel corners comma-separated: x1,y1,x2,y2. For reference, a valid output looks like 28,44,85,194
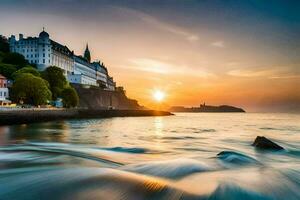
169,103,245,113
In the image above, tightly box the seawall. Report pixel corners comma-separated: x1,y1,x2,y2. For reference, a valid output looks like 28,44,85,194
0,109,173,125
72,84,141,110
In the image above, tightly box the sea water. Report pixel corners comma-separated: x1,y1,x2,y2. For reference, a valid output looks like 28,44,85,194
0,113,299,199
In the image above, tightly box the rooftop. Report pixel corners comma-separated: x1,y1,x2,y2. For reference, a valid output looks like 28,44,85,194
0,74,7,79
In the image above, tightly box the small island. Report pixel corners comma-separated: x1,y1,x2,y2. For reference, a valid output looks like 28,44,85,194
169,103,245,113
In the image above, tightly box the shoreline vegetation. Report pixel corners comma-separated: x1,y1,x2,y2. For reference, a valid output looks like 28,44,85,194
0,109,173,125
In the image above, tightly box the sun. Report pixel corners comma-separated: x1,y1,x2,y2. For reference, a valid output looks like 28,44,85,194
153,90,165,102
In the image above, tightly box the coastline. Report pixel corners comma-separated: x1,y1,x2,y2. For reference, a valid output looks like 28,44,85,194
0,109,173,125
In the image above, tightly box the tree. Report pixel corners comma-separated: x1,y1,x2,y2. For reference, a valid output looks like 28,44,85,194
11,73,52,106
2,52,28,69
61,86,79,108
41,66,68,100
0,63,17,79
12,66,40,80
0,36,9,53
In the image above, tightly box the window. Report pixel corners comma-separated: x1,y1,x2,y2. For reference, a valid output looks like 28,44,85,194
3,92,6,97
4,83,6,87
0,92,2,96
43,59,45,63
43,49,45,51
43,53,45,57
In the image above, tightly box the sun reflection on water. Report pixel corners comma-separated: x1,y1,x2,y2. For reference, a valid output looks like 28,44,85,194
154,117,163,136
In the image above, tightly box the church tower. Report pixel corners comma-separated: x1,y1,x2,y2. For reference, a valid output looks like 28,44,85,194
84,43,91,63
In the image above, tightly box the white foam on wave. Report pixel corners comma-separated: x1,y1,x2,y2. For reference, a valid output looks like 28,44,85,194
122,158,214,179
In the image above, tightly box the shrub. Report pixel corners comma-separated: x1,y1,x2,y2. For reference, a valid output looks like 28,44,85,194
61,86,79,108
12,66,40,80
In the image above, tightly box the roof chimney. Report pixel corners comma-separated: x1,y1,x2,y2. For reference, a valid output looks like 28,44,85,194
19,34,23,40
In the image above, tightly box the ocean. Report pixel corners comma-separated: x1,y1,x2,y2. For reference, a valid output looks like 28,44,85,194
0,113,299,199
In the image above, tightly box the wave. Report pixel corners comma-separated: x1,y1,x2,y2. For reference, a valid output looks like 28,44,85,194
122,158,213,179
193,129,216,133
1,166,297,200
207,183,273,200
260,127,300,132
0,167,203,200
162,136,198,140
97,146,150,154
0,144,124,167
216,151,260,166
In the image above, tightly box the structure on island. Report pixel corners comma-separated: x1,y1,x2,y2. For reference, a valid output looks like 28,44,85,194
169,103,245,112
8,29,116,91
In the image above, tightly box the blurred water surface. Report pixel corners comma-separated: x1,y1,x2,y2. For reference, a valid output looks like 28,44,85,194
0,113,299,199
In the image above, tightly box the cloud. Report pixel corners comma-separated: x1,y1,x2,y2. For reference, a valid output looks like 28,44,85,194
211,41,225,48
269,75,300,79
227,69,273,77
140,15,199,42
122,58,214,78
227,68,300,79
112,6,199,42
128,58,172,74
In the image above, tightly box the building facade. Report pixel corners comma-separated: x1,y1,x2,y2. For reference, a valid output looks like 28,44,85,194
92,61,108,88
0,74,10,106
9,31,73,76
107,76,116,91
8,30,116,91
68,55,97,86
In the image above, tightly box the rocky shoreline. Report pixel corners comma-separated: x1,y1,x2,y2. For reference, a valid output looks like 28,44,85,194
0,109,173,125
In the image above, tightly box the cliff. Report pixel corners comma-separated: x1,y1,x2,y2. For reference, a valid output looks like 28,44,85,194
72,84,142,110
169,105,245,113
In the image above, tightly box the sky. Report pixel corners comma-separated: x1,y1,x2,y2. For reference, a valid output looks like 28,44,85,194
0,0,300,112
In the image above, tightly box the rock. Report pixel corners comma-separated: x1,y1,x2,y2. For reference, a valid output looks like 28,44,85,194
252,136,284,150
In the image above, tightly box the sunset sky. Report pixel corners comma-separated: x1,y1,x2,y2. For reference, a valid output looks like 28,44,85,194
1,0,299,112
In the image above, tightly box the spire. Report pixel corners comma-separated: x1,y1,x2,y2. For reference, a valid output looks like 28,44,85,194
84,43,91,63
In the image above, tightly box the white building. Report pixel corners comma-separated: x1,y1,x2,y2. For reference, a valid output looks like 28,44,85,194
68,55,97,86
9,30,73,75
8,30,117,91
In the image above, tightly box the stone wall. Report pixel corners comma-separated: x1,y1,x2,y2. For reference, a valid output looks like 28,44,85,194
72,84,141,110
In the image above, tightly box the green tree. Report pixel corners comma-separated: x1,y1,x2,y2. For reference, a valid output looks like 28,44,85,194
2,52,28,69
11,73,52,106
61,86,79,108
0,36,9,53
12,66,40,80
0,52,6,62
0,63,17,79
41,66,68,100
